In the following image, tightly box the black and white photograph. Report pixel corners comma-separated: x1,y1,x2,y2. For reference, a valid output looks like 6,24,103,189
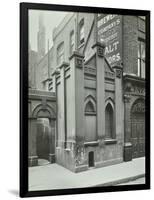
20,2,150,197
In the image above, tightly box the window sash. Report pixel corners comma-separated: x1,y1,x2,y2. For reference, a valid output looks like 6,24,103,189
57,43,64,65
138,40,145,78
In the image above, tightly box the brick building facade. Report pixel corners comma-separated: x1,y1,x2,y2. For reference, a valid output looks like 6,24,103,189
28,13,145,172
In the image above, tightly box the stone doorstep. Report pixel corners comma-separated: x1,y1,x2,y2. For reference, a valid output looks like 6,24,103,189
93,174,145,187
38,159,50,166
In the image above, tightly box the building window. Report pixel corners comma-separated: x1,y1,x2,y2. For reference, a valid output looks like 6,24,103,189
57,42,64,65
79,19,84,45
70,30,75,55
105,103,114,139
138,39,145,78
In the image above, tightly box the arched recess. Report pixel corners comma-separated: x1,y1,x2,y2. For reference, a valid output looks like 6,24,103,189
105,99,115,139
84,96,96,142
32,104,56,119
131,98,145,158
32,104,56,162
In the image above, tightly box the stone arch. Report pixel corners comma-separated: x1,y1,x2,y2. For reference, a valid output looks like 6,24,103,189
105,97,115,110
32,104,56,119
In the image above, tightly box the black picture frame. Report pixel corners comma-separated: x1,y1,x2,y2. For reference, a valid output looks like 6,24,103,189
20,2,150,198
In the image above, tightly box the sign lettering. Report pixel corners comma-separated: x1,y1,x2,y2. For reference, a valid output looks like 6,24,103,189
97,14,122,66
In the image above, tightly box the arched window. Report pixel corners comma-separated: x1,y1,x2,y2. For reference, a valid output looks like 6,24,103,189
105,103,114,139
57,42,64,65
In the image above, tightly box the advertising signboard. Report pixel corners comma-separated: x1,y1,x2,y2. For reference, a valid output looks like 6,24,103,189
97,14,122,66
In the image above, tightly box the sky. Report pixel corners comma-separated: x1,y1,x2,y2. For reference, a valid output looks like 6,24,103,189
28,10,69,52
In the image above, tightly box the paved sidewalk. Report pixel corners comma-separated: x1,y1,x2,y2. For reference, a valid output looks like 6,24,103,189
118,177,145,185
29,157,145,191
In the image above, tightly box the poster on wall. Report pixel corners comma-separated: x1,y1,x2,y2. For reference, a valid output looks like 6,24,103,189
20,2,150,198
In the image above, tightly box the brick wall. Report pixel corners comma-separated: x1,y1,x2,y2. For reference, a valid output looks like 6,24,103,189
123,16,138,75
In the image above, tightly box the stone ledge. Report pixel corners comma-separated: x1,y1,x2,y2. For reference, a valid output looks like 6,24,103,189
84,141,99,147
104,139,117,145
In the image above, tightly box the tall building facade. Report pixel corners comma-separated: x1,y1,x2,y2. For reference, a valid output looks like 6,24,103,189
28,13,145,172
28,47,38,89
37,14,46,60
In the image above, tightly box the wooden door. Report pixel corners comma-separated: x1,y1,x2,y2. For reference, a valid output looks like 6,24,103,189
131,113,145,158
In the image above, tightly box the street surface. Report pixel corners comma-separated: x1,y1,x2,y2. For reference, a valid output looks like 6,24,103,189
29,157,145,191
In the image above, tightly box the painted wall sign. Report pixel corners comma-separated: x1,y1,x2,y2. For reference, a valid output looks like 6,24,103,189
97,14,122,66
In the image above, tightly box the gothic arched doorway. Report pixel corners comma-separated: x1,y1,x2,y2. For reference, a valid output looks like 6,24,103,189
131,99,145,158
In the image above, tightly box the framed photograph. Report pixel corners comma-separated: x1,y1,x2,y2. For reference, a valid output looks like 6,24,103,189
20,2,150,197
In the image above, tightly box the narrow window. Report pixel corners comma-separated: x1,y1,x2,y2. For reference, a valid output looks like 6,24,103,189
70,30,75,55
105,103,114,139
57,42,64,65
138,39,145,78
